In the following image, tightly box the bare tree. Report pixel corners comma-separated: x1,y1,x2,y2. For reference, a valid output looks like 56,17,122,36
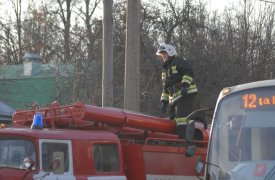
73,0,102,104
0,0,275,115
10,0,23,63
55,0,75,62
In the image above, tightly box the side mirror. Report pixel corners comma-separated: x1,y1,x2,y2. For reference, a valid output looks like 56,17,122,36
195,158,204,175
22,157,35,179
23,157,35,170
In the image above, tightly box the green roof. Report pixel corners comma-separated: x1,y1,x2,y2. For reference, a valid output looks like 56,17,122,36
0,62,97,109
0,63,74,79
0,63,75,109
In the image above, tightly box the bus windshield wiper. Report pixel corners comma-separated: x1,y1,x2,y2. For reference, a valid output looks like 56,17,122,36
264,165,275,180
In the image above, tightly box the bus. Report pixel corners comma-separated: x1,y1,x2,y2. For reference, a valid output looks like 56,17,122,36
195,79,275,180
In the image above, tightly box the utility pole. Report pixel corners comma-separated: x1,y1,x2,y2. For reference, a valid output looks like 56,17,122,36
124,0,141,111
102,0,114,107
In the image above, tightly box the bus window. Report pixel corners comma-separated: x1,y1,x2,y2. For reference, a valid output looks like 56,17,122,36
228,116,251,161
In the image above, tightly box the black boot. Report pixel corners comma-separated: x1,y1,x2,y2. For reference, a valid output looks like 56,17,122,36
185,120,196,157
186,120,195,145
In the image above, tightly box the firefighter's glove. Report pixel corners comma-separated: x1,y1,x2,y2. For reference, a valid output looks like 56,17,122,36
167,86,175,94
160,101,168,114
164,78,174,88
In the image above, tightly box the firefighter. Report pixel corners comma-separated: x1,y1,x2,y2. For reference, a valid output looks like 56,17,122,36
156,43,198,146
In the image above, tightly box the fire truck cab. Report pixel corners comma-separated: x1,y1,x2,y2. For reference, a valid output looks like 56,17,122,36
0,127,125,180
0,102,210,180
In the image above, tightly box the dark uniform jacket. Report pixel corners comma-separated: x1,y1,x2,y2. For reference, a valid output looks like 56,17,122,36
161,56,198,105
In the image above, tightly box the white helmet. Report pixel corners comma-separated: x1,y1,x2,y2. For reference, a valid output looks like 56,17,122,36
156,43,178,57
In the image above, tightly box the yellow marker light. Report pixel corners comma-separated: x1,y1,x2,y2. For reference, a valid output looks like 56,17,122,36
222,87,231,95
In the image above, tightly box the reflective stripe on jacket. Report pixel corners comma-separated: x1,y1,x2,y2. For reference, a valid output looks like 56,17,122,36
161,56,198,104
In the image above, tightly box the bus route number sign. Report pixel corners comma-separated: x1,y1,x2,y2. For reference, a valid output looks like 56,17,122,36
242,94,275,109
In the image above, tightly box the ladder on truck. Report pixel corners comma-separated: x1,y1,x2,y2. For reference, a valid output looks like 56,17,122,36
12,101,210,147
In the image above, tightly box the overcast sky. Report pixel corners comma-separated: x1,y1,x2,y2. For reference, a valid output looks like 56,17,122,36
208,0,233,11
0,0,269,21
206,0,267,13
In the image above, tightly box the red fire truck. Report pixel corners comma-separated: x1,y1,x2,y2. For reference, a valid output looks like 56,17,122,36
0,101,210,180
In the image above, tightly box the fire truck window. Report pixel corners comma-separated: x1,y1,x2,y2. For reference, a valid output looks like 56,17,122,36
93,144,120,172
0,139,36,170
41,142,68,173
